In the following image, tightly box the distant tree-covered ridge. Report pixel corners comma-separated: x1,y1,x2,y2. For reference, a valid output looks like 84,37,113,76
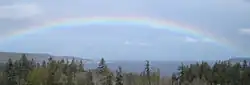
0,52,92,63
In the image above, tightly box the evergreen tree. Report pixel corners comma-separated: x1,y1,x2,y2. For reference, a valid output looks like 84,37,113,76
78,59,84,72
115,66,123,85
36,63,40,68
241,65,250,85
66,72,74,85
5,58,17,85
144,60,151,85
67,58,77,85
97,58,108,75
30,58,36,69
242,60,248,70
86,70,94,85
19,54,31,82
171,73,177,85
69,58,77,74
42,60,46,68
229,63,241,85
105,73,113,85
46,57,57,85
59,59,65,64
177,63,186,85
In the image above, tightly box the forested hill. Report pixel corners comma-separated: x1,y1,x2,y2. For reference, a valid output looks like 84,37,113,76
0,52,89,63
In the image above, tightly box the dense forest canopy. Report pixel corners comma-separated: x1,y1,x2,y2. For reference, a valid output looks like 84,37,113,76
0,54,250,85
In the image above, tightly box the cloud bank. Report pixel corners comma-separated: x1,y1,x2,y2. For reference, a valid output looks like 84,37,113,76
0,3,42,19
124,40,150,46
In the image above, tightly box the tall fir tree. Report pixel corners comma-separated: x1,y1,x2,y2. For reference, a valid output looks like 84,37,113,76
86,70,94,85
115,66,123,85
145,60,151,85
97,58,108,75
105,73,113,85
46,57,57,85
5,58,17,85
171,73,177,85
78,59,84,72
19,54,31,84
242,60,248,70
42,60,46,68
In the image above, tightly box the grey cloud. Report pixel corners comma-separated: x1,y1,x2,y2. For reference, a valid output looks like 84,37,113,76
184,36,199,43
0,1,45,38
0,19,34,34
124,40,151,46
0,3,42,19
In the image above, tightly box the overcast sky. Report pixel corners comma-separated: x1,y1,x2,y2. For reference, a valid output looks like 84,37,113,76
0,0,250,60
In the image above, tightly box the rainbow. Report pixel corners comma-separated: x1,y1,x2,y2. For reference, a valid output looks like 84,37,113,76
0,16,235,50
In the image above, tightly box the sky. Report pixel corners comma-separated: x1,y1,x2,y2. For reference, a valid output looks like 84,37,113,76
0,0,250,60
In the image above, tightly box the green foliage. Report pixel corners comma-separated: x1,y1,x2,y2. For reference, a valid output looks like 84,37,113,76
5,58,17,85
105,73,113,85
86,70,94,85
0,54,250,85
27,68,48,85
144,60,151,85
97,58,109,75
115,66,123,85
78,60,84,72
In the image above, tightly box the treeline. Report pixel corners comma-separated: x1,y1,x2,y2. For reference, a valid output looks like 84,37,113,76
0,54,250,85
173,61,250,85
0,54,161,85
